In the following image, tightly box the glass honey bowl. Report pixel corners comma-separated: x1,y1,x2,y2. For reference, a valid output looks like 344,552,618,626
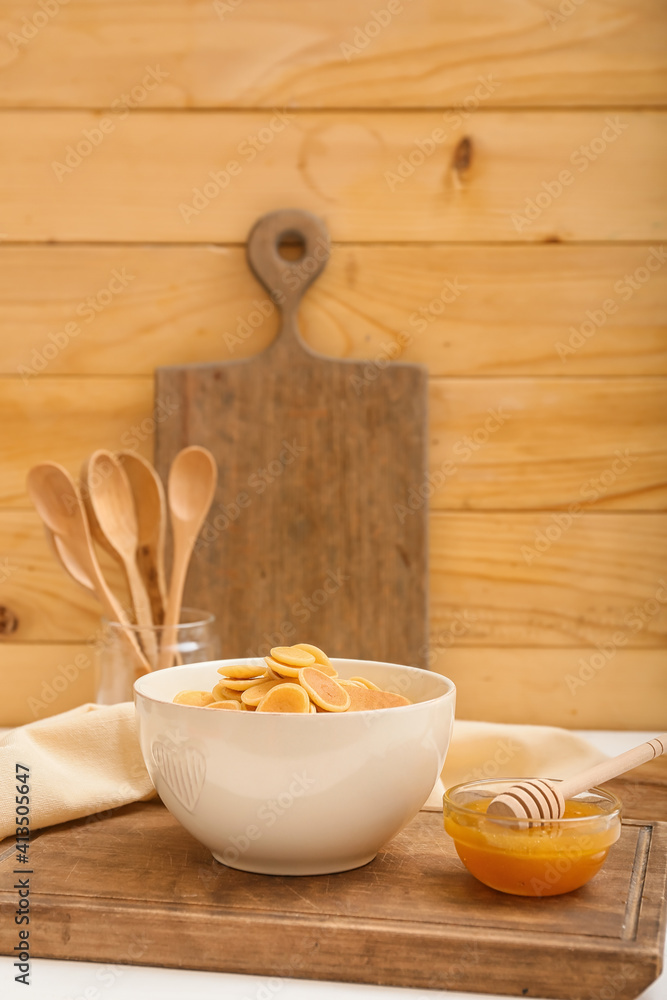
443,778,622,897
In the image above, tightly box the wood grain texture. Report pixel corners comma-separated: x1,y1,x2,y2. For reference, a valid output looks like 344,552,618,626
429,378,667,511
2,244,666,376
430,512,667,648
0,644,95,727
434,649,667,730
2,511,666,647
605,754,667,821
0,111,664,242
0,802,664,998
0,511,128,643
0,0,665,108
0,1,664,731
155,209,428,666
0,378,153,508
2,376,665,510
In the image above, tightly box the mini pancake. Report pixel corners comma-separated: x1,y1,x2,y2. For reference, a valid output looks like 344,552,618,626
338,679,366,692
241,679,283,707
294,648,337,678
349,676,381,691
345,686,411,712
264,655,300,678
270,645,316,668
207,700,242,710
299,667,350,713
310,661,337,678
256,683,311,713
173,690,215,707
294,643,331,666
217,664,266,680
217,673,270,691
212,682,244,702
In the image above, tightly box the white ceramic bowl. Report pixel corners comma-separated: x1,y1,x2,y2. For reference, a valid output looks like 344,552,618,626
134,658,455,875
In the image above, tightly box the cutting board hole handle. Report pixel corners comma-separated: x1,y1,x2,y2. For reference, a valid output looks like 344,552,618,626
276,231,306,261
246,210,330,321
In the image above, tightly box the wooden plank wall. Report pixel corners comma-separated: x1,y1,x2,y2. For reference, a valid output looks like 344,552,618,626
0,0,666,728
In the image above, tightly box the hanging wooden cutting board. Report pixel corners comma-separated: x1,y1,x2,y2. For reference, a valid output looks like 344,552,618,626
155,210,428,665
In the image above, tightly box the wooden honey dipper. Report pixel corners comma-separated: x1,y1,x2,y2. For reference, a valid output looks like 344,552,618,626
486,733,666,820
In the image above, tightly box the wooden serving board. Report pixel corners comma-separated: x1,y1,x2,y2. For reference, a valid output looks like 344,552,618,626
1,778,665,999
154,209,428,666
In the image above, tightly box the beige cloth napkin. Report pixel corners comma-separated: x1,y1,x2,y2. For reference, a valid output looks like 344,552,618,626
0,703,156,841
0,704,607,840
425,719,607,809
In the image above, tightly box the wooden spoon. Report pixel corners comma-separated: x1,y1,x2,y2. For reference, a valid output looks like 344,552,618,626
44,525,94,592
81,450,158,666
487,733,667,820
156,446,217,670
117,451,167,627
27,462,150,676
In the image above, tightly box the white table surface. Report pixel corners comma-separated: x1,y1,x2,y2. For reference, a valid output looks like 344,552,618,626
2,731,665,1000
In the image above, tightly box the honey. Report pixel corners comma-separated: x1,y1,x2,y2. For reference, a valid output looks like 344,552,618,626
444,794,621,896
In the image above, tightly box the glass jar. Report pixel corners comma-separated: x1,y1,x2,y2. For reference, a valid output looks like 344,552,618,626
443,778,621,896
96,607,218,704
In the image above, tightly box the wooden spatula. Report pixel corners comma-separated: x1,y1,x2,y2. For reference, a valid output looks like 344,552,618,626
155,209,428,666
